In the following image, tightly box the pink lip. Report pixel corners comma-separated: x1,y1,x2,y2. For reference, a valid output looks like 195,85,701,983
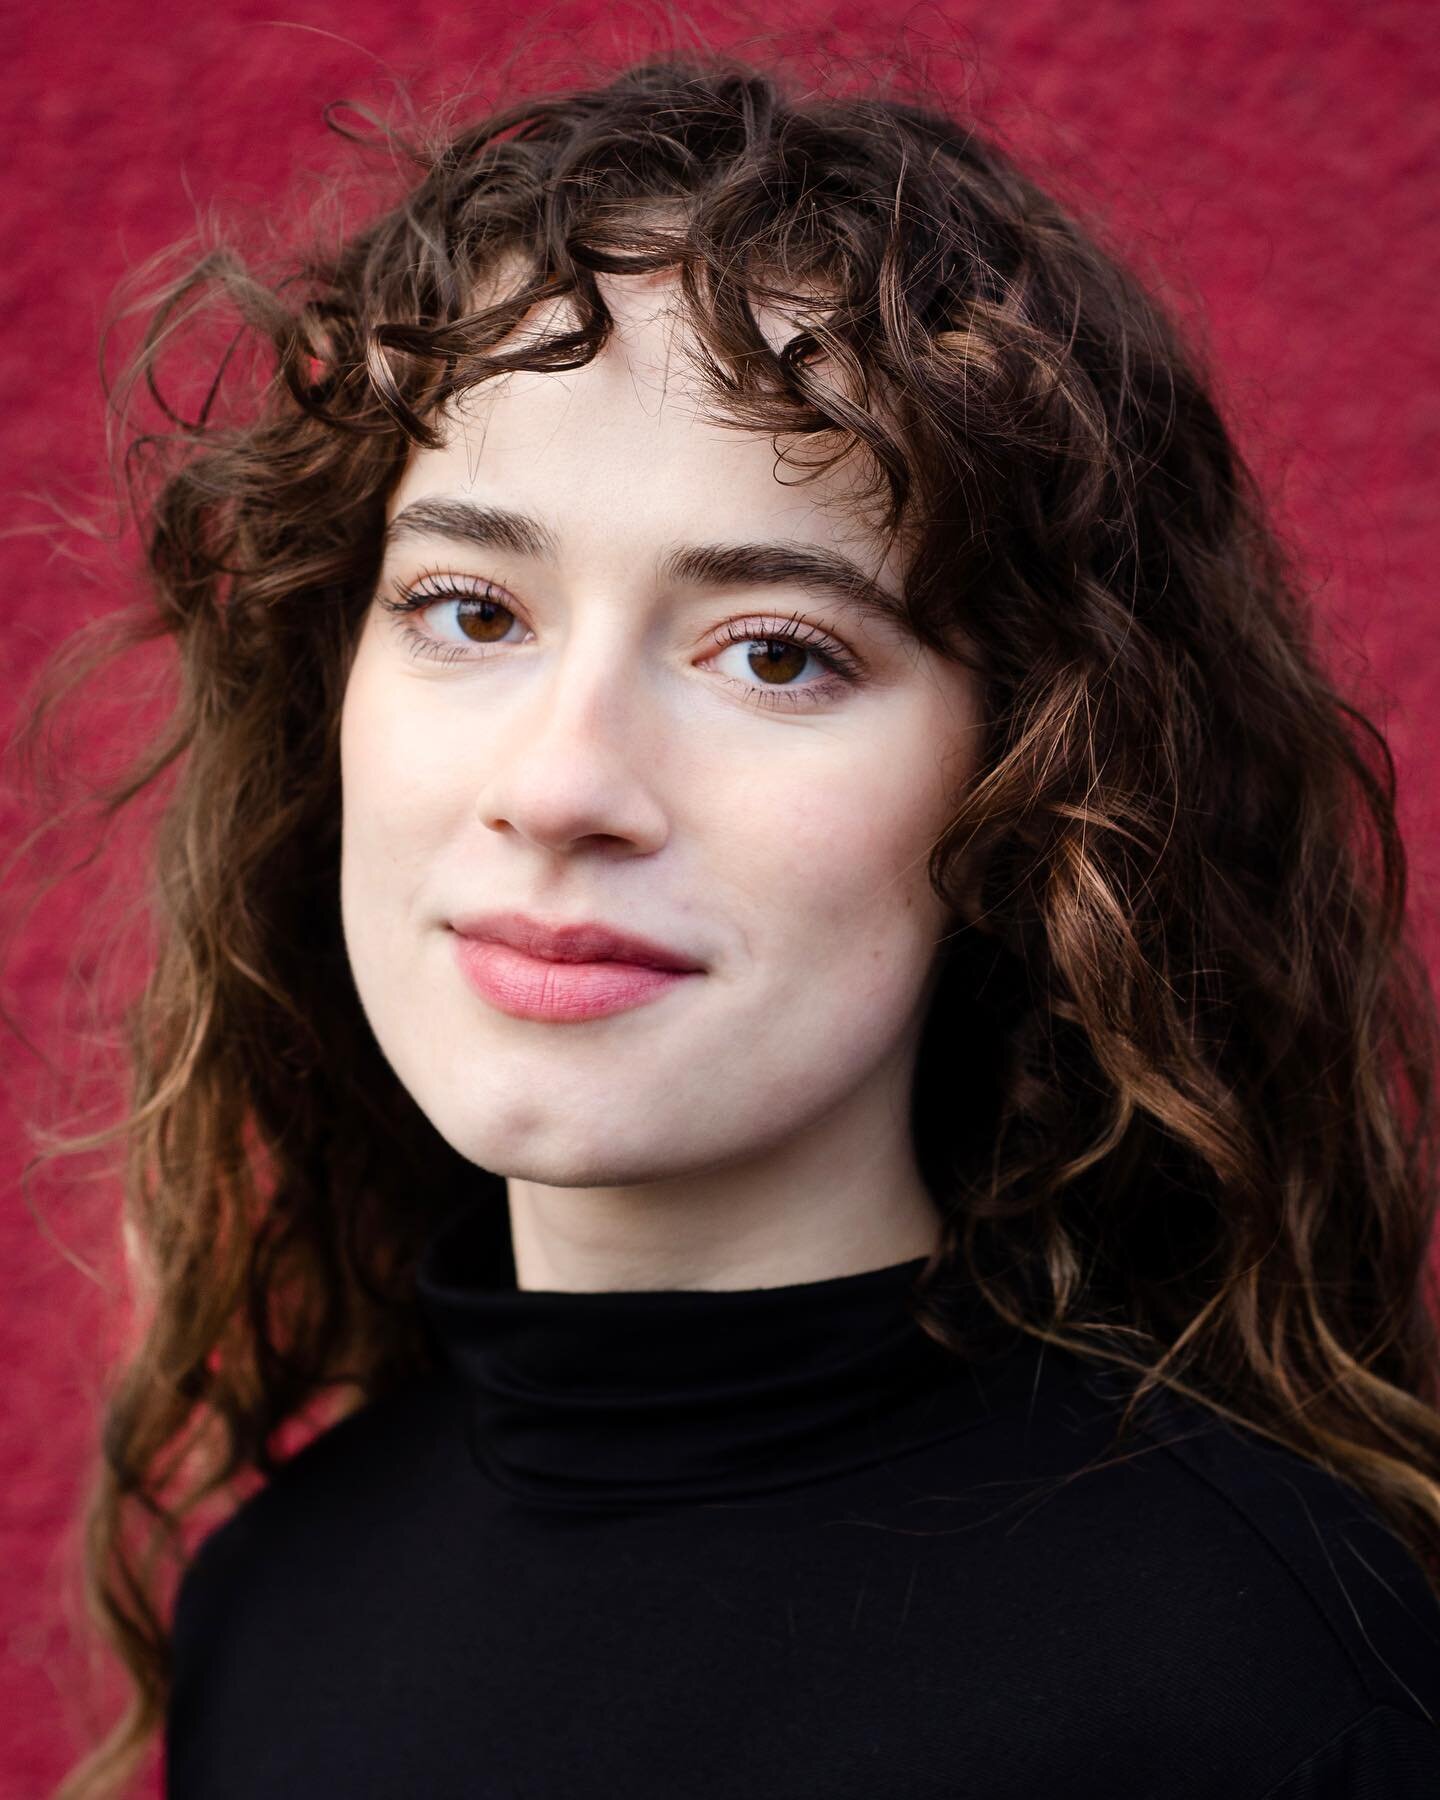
448,911,705,1023
449,911,705,972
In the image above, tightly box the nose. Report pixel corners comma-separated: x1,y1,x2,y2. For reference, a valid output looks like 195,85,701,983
473,629,671,856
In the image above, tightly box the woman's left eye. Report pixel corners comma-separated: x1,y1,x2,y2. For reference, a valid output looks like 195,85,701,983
376,576,866,710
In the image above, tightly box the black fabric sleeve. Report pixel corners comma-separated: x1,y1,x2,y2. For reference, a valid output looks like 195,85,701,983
1258,1705,1440,1799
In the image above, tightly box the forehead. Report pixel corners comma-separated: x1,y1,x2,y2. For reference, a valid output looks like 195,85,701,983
385,265,903,591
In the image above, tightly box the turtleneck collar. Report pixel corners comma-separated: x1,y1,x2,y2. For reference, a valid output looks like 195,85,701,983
414,1197,1051,1511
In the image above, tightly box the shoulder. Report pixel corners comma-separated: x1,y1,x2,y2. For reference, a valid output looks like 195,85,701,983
894,1353,1440,1791
1118,1376,1440,1725
1038,1366,1440,1788
170,1369,468,1652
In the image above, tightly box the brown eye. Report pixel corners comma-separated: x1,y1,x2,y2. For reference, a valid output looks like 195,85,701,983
456,597,519,645
747,640,809,685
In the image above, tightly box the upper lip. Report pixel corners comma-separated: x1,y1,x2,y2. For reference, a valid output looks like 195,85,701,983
449,910,705,972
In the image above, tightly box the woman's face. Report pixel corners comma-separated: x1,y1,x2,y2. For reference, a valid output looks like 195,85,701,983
339,270,982,1196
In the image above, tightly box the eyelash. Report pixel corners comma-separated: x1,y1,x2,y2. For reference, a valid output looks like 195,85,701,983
375,570,866,710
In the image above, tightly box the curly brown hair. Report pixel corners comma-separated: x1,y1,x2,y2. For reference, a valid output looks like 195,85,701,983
10,45,1440,1800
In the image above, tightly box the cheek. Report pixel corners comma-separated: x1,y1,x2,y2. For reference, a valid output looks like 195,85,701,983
728,738,951,980
340,646,462,873
339,648,449,948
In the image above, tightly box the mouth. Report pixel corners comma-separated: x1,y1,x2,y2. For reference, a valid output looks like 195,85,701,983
449,926,703,1024
447,910,705,973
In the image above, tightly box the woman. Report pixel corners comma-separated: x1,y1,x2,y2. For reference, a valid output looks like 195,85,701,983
25,50,1440,1799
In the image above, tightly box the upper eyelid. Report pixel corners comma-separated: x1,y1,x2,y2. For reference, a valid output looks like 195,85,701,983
379,574,869,699
379,502,910,633
378,528,911,637
382,568,856,642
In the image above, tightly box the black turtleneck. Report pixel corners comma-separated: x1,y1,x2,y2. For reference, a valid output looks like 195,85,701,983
166,1197,1440,1797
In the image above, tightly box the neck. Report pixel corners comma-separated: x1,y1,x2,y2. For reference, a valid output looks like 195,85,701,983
504,1138,943,1294
413,1199,1050,1510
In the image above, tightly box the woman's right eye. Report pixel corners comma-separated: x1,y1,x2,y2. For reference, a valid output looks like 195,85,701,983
377,578,526,663
435,594,522,647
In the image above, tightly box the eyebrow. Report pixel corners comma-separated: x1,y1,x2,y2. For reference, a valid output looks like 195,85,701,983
381,496,910,634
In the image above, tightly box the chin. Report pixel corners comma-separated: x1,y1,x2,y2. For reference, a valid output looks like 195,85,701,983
424,1104,657,1189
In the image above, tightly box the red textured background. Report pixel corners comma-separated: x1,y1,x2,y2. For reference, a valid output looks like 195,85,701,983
3,2,1437,1793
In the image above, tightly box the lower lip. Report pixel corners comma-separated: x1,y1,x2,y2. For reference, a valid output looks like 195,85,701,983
452,934,700,1022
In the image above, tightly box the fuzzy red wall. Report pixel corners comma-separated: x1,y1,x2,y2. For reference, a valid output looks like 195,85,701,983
2,2,1437,1794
